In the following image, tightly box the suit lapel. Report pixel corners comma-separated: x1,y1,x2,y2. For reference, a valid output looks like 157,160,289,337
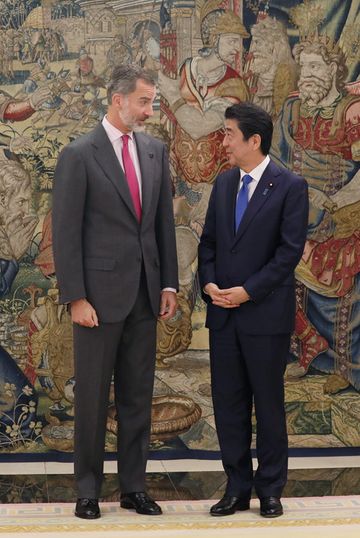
134,132,155,222
232,160,281,246
226,168,241,237
92,124,138,222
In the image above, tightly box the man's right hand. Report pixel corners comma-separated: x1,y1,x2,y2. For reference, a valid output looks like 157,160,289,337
70,298,99,327
204,283,232,308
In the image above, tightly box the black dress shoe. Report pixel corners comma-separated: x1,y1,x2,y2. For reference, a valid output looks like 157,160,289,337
210,495,250,516
260,496,283,518
120,492,162,515
75,498,100,519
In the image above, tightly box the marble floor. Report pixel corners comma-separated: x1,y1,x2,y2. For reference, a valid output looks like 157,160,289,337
1,457,360,504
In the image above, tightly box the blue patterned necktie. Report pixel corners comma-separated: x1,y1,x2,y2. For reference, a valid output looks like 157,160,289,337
235,174,252,232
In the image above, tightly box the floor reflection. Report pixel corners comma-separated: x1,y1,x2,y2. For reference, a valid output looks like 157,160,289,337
1,468,359,504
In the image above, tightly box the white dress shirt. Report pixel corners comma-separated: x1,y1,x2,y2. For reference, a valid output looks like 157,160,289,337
102,115,143,202
238,154,270,200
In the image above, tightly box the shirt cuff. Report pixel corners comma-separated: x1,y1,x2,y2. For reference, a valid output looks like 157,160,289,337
161,288,177,293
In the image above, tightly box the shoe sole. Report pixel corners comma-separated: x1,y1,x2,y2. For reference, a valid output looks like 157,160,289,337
75,512,101,519
260,511,283,518
120,501,162,515
210,504,250,516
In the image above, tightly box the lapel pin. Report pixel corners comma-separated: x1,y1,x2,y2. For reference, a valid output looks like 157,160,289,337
269,182,273,187
262,188,269,195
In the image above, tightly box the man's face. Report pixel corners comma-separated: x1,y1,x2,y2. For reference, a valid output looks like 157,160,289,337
251,34,272,73
79,56,93,75
223,118,254,168
0,170,38,260
118,79,156,132
217,33,241,64
298,51,335,104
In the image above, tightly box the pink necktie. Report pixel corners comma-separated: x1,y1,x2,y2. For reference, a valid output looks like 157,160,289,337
121,134,142,222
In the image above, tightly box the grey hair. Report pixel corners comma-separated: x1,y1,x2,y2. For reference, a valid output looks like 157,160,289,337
107,63,156,103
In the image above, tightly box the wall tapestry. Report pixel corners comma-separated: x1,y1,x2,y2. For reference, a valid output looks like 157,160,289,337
0,0,359,458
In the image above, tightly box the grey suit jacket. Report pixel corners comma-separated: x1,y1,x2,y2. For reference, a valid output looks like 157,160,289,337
52,123,178,323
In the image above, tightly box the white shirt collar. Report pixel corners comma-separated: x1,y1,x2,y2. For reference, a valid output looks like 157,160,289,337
240,155,270,184
102,115,134,143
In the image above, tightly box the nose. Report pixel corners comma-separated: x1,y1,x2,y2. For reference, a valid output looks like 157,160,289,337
146,103,154,117
222,135,228,148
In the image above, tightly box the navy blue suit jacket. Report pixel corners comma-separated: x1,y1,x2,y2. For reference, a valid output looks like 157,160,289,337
198,159,309,334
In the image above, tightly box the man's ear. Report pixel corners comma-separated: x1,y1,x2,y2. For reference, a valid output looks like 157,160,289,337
112,93,123,108
252,133,262,151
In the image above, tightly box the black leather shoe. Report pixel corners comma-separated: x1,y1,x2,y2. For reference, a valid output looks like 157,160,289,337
120,492,162,515
210,495,250,516
260,496,283,518
75,498,100,519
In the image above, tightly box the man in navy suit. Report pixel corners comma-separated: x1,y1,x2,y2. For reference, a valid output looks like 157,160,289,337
198,102,308,518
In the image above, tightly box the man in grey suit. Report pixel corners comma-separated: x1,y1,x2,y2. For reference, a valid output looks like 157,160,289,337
52,64,178,519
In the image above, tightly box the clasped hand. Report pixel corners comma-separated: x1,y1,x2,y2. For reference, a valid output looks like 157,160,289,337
204,283,250,308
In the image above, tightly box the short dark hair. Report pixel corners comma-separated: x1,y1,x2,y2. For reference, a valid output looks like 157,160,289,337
224,102,273,155
107,63,156,104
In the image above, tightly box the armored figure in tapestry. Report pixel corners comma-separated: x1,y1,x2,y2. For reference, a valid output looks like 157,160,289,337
160,3,249,185
158,1,250,361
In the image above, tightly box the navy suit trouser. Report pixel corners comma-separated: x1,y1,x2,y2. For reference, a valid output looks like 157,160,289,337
209,310,290,499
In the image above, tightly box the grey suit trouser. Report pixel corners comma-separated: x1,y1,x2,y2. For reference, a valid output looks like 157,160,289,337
73,273,157,498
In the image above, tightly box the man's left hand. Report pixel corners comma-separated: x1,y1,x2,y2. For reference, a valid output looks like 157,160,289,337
214,286,250,308
158,291,177,320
